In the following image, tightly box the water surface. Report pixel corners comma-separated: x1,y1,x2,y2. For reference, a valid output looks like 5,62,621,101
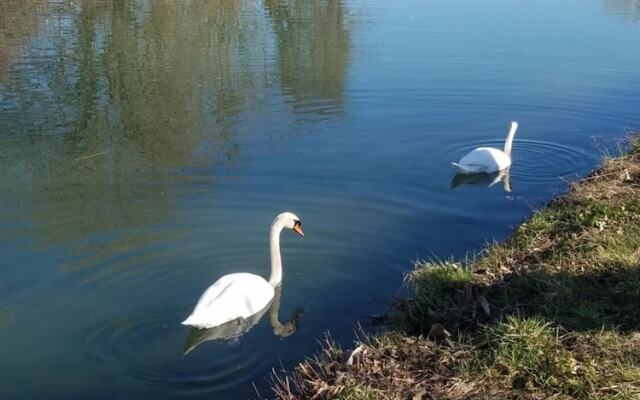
1,0,640,398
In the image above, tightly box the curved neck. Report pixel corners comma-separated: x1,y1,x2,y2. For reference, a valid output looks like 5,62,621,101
503,122,518,156
268,219,284,286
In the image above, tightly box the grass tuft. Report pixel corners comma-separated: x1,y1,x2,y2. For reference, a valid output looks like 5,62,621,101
478,316,596,396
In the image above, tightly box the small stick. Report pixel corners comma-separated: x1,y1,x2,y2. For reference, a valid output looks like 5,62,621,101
73,150,110,162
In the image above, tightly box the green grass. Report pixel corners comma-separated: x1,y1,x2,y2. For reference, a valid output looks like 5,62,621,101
478,316,596,396
334,386,379,400
271,136,640,399
396,260,474,333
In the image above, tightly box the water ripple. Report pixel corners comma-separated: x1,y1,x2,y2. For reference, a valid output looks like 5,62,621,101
84,315,273,395
448,138,594,185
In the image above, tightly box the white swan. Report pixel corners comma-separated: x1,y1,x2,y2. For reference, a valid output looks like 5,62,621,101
181,212,304,329
452,121,519,174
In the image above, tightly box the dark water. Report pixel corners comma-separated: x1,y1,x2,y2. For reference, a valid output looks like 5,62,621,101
1,0,639,398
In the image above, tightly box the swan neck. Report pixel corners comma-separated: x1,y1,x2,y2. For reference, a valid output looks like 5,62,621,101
269,219,284,287
503,122,517,156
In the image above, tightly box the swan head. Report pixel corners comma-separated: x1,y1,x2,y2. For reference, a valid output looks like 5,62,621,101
274,212,304,237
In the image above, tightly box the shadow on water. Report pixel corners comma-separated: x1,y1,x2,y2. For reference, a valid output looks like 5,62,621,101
0,1,305,260
264,0,351,121
450,169,512,192
0,0,49,82
0,0,353,257
604,0,640,23
0,2,253,282
183,286,303,355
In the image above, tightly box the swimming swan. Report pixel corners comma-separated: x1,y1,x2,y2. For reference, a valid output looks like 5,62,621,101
452,121,518,174
181,212,304,329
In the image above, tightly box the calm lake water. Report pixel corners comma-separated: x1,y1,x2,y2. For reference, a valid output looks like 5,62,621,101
1,0,639,398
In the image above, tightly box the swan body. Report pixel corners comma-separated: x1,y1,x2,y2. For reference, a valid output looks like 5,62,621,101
182,212,303,329
452,121,518,174
181,273,274,328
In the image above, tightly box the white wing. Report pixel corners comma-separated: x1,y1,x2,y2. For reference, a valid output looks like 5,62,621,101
182,273,275,328
454,147,511,174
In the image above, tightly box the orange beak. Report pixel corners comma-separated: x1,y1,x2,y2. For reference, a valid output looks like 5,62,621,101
293,222,304,237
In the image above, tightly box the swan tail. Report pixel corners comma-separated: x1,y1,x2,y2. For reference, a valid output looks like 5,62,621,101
451,162,475,174
182,317,212,329
181,316,199,326
181,314,210,327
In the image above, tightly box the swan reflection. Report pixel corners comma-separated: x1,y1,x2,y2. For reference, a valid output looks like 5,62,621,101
450,168,511,192
0,306,9,326
183,286,303,355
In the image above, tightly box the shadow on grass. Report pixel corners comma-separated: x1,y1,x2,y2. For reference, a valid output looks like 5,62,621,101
397,261,640,335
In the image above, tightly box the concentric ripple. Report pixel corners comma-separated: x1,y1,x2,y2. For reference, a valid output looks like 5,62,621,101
84,315,274,395
449,139,596,185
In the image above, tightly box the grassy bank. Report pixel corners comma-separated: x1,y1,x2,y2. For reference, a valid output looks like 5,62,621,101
271,137,640,400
